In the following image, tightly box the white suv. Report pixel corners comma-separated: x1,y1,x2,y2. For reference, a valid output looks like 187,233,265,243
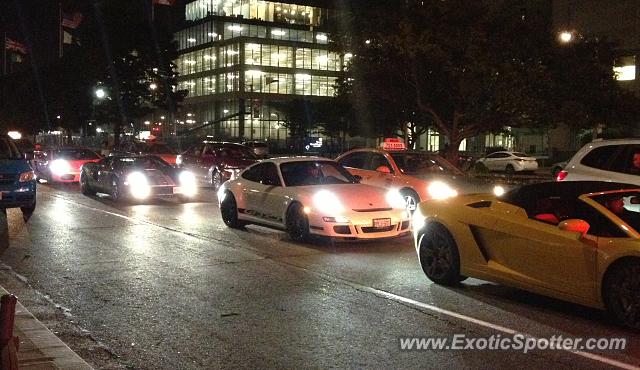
557,139,640,184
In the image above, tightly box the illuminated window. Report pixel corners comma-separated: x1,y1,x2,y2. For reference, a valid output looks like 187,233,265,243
614,56,636,81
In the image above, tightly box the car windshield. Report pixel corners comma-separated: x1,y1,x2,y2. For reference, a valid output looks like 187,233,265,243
212,145,256,159
0,138,22,160
390,152,462,175
115,156,169,170
591,191,640,233
143,144,176,154
280,161,357,186
54,148,100,160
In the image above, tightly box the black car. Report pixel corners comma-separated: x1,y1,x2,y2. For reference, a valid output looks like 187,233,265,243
79,155,198,202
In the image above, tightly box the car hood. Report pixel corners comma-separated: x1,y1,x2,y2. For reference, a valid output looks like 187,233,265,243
0,159,31,174
294,183,393,210
412,173,497,194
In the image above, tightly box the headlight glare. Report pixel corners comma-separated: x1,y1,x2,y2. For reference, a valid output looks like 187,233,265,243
50,160,70,176
127,172,150,199
386,189,406,209
179,171,197,196
312,190,344,215
493,185,505,197
427,181,458,200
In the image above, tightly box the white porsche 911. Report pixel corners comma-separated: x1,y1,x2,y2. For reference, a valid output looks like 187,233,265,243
217,157,411,241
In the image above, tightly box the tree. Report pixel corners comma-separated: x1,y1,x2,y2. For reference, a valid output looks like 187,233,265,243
268,99,319,151
334,0,640,163
335,1,553,161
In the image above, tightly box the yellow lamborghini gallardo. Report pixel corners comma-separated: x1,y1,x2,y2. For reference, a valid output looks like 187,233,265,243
412,181,640,329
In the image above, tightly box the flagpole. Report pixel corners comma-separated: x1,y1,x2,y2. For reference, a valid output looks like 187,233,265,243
3,32,6,76
58,3,63,58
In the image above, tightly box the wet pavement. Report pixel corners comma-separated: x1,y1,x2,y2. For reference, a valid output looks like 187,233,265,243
0,182,637,369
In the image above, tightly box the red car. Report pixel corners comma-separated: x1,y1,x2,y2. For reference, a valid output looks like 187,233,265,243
177,141,258,189
35,147,102,183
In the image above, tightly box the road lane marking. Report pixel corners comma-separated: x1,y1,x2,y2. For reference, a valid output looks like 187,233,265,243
295,267,640,370
45,192,639,369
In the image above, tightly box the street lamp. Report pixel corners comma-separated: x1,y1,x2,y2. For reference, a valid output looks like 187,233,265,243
95,88,106,99
149,83,158,90
558,30,574,43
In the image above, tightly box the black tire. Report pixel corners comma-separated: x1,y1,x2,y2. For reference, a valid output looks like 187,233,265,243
20,200,36,221
400,189,420,214
220,192,244,228
80,173,95,196
418,223,465,285
286,203,310,242
211,171,223,190
111,177,124,202
474,162,487,173
603,260,640,330
505,164,515,175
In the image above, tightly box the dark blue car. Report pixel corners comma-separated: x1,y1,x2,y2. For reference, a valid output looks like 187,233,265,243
0,135,36,218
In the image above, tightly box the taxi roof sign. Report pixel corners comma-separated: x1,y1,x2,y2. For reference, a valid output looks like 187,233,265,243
381,138,406,151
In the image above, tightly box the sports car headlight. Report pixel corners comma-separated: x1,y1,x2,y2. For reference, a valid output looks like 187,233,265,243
386,189,406,209
179,171,197,197
50,160,70,176
312,190,345,215
427,181,458,200
126,172,150,199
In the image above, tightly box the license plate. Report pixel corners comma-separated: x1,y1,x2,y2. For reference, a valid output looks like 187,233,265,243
373,218,391,228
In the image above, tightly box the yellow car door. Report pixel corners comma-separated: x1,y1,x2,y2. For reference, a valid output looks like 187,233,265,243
487,213,597,300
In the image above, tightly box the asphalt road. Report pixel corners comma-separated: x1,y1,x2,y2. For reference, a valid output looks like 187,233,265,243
0,183,637,369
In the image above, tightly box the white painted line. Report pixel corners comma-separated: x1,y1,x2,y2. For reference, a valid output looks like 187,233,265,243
343,279,640,370
46,192,640,369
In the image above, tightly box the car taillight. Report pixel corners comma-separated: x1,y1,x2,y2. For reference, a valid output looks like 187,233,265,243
556,170,568,181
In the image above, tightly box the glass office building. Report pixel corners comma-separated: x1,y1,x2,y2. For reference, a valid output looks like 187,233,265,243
175,0,346,142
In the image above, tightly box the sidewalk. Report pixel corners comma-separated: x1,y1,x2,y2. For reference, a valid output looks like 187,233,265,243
0,287,92,370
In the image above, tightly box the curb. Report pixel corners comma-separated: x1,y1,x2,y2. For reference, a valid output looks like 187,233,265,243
0,287,92,370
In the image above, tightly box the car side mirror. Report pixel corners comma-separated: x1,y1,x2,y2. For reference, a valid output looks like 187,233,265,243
376,165,391,174
23,152,34,160
558,219,590,237
353,175,362,183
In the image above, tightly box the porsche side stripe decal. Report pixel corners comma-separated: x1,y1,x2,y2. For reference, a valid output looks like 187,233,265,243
468,225,491,262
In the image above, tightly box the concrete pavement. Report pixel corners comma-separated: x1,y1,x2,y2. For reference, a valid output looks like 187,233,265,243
0,285,92,370
0,209,91,370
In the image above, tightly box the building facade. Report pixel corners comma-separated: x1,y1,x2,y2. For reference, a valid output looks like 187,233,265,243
174,0,345,145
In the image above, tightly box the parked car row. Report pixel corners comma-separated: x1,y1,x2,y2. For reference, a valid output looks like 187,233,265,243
23,135,640,330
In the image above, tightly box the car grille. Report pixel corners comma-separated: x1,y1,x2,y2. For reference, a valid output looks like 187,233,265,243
360,225,397,233
352,208,392,212
0,174,17,185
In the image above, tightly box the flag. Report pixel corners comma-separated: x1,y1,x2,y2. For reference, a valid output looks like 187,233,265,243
4,38,27,54
62,12,83,29
153,0,176,5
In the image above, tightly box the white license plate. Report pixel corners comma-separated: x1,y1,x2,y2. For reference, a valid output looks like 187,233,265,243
373,218,391,228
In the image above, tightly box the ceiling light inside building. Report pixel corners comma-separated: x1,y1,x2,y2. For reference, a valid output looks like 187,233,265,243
187,38,196,43
208,32,218,37
271,30,286,36
247,43,261,51
316,34,328,41
228,25,243,31
295,73,311,81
